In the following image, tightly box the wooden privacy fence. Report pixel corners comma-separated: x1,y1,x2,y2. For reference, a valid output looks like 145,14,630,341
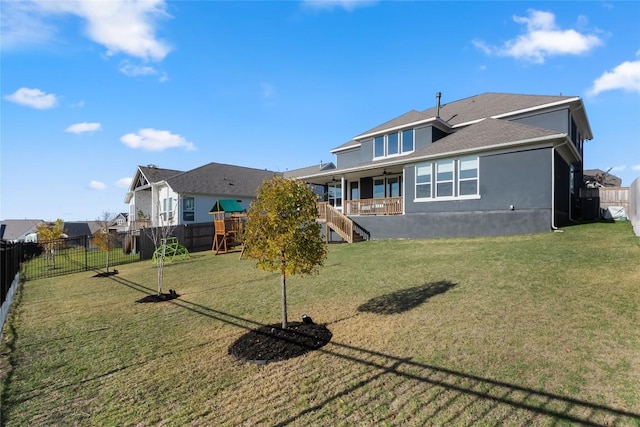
580,187,630,213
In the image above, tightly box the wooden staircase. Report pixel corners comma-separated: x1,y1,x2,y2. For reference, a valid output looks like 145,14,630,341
318,203,369,243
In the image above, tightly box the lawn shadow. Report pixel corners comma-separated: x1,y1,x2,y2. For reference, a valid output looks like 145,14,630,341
100,275,640,426
357,280,457,315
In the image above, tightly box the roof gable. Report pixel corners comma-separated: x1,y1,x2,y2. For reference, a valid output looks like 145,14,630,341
0,219,44,241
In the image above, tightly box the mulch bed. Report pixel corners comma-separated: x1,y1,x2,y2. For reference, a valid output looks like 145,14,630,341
228,321,332,364
136,290,180,303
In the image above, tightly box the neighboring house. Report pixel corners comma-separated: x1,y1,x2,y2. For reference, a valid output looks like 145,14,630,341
64,221,102,238
293,92,593,240
124,162,280,230
108,213,129,233
0,219,44,242
583,169,622,188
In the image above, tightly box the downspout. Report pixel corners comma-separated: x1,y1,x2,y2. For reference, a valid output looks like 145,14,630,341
551,140,570,231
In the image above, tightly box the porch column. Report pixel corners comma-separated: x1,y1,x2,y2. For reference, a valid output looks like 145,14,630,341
341,176,345,213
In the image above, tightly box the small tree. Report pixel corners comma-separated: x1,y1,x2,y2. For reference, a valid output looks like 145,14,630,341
93,211,114,273
243,176,327,329
145,201,177,296
36,219,65,268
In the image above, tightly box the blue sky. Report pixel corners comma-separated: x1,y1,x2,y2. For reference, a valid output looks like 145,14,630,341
1,0,639,221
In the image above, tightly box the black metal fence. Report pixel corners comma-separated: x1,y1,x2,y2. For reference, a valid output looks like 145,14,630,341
21,233,141,281
1,240,23,308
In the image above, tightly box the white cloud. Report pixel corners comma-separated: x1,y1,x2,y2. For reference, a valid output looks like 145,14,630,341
302,0,377,12
116,177,133,188
0,1,57,49
474,9,602,64
119,60,168,81
587,55,640,96
611,165,626,172
2,0,171,61
4,87,57,109
632,164,640,171
120,128,196,151
89,180,107,190
65,122,101,134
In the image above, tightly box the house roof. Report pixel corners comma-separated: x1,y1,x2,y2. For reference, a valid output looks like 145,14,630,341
164,162,281,197
297,119,569,180
138,165,184,184
349,92,587,144
583,169,622,187
283,162,336,178
64,221,102,237
209,199,244,213
0,219,44,241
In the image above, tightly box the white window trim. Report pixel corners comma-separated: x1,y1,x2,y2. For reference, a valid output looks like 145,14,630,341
373,129,417,160
457,156,479,197
414,156,481,203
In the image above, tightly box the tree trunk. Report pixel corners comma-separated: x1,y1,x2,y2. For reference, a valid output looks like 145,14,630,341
281,273,288,329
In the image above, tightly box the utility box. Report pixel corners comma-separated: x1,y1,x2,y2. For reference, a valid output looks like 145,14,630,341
581,197,600,220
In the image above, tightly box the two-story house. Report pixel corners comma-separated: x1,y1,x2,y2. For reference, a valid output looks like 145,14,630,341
288,92,592,241
124,162,280,230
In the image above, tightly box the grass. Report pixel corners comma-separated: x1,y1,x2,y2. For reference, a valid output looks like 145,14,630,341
1,221,639,426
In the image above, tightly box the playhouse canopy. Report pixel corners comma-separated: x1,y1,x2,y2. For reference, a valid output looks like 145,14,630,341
209,199,244,213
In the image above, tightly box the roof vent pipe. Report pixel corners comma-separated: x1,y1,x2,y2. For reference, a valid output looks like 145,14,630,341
436,92,442,118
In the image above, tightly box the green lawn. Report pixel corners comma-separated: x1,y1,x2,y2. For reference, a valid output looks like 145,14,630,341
1,222,639,426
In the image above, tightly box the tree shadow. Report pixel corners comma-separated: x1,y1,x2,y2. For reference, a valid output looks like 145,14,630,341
92,275,640,425
357,280,457,315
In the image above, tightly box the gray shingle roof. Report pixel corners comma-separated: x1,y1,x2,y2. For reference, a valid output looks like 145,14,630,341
354,92,577,140
165,162,281,197
138,166,184,184
0,219,43,241
403,118,563,161
284,162,335,178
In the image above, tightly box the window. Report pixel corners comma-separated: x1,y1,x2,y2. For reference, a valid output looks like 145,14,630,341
402,129,414,153
387,176,400,197
374,136,385,158
183,197,195,222
350,182,359,200
415,163,432,199
373,129,415,159
458,156,478,196
162,197,173,220
436,160,454,198
328,182,342,208
387,132,399,156
116,218,125,226
415,157,480,201
373,178,385,198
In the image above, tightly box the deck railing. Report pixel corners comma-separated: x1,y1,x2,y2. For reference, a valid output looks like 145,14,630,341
345,197,403,216
128,219,151,231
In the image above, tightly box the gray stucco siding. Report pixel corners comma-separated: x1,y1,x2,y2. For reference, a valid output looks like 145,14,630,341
403,147,553,215
336,139,374,168
511,109,569,135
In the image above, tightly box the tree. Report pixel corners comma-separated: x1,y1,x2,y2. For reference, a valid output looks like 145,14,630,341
93,211,114,273
36,219,65,268
145,199,177,296
243,176,327,329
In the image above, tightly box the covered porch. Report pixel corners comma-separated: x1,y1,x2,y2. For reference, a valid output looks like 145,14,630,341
312,166,405,217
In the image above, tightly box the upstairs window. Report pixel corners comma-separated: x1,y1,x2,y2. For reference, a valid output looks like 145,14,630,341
373,129,415,159
402,129,414,153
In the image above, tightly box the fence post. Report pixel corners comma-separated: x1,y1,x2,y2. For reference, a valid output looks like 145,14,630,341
85,235,89,271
